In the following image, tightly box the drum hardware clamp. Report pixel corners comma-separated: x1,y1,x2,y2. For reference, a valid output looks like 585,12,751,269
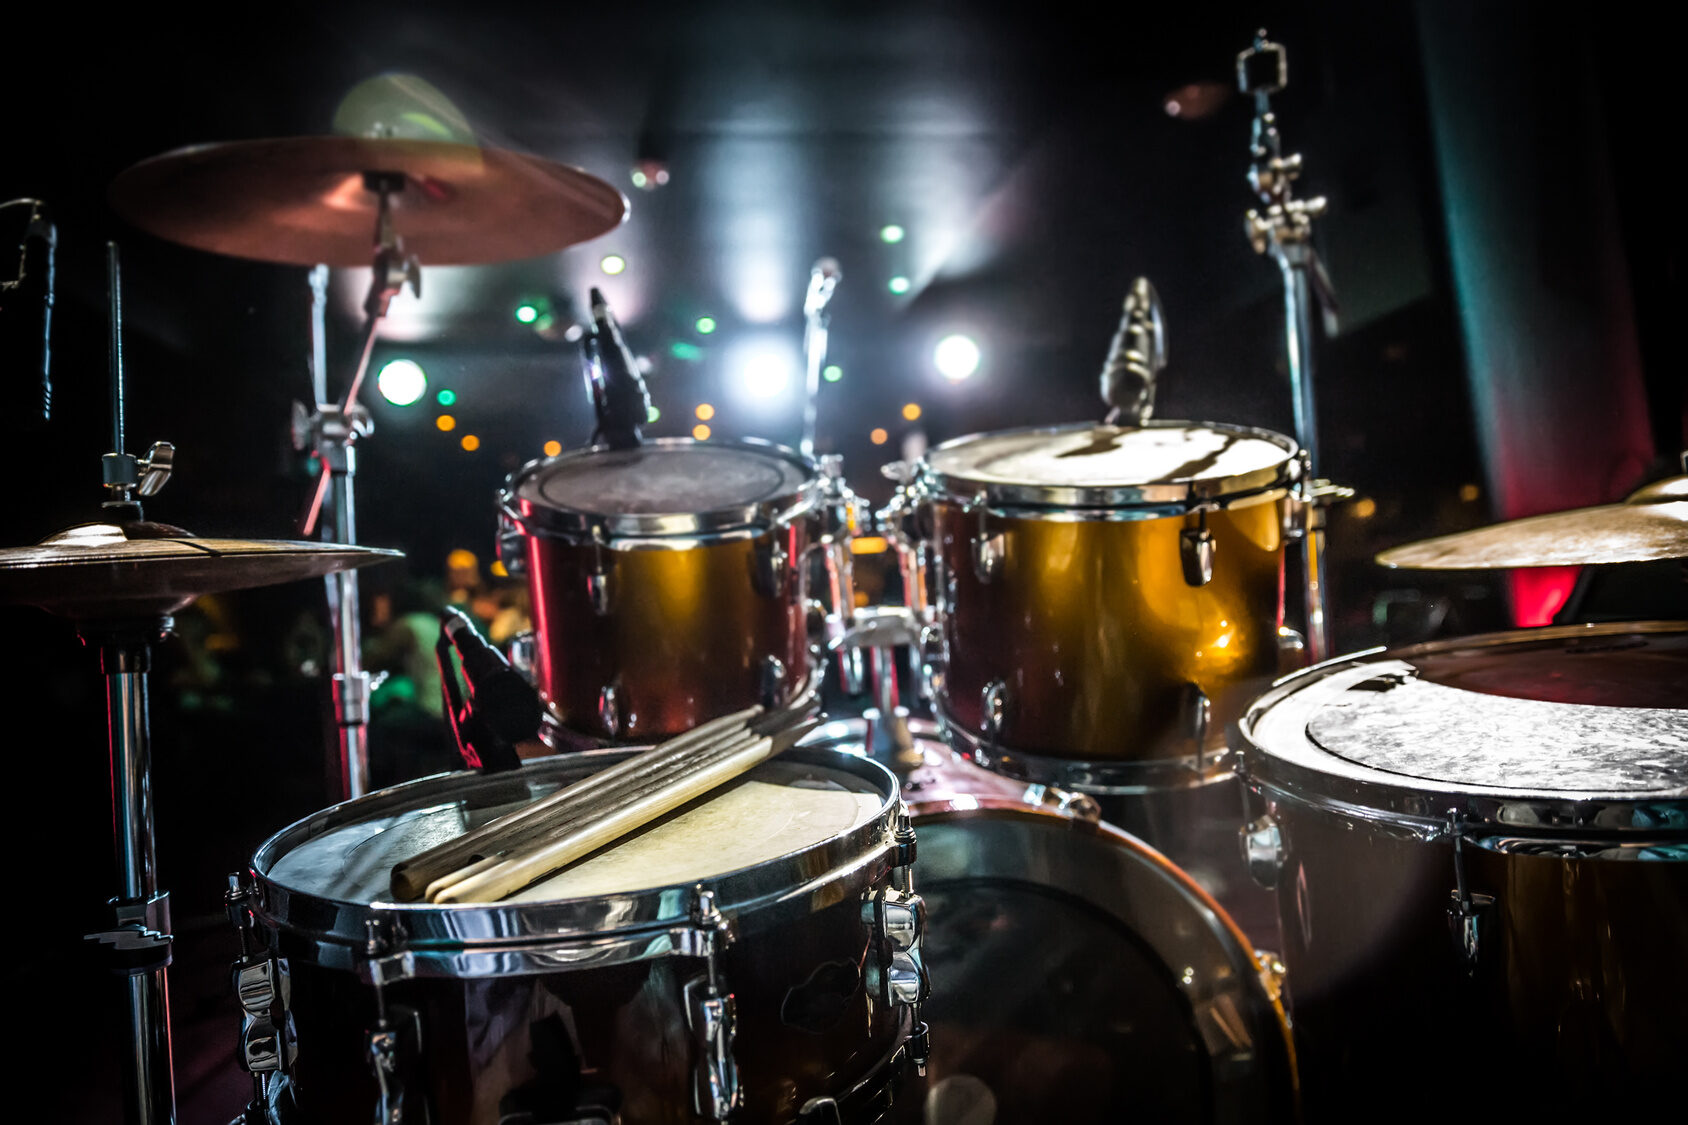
225,874,297,1120
684,886,741,1123
1240,814,1286,890
829,605,926,767
362,915,425,1125
1444,810,1495,976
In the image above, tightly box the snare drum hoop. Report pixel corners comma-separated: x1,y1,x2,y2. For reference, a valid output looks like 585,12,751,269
1236,621,1688,839
917,420,1301,512
911,798,1298,1118
500,436,823,543
248,747,903,978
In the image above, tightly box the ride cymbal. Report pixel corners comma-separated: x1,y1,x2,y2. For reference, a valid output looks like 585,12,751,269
1377,476,1688,569
109,137,627,266
0,522,402,618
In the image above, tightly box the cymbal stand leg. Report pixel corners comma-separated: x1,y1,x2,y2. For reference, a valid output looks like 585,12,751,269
82,619,177,1125
299,180,418,799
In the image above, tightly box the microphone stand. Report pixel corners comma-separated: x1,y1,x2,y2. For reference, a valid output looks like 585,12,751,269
800,259,838,461
1239,31,1342,664
296,174,419,798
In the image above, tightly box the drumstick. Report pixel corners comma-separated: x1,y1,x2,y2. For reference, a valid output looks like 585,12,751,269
389,704,762,900
432,720,817,904
418,722,771,901
417,710,815,901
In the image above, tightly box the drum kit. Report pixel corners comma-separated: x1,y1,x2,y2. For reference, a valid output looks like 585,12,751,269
5,29,1686,1125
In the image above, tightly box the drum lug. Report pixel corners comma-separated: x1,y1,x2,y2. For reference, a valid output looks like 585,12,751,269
980,679,1007,748
1180,510,1215,587
965,493,1004,583
364,917,422,1125
225,872,296,1120
597,684,621,738
587,528,611,615
1445,810,1496,976
755,532,791,598
1181,682,1211,758
496,501,529,578
1240,815,1285,889
759,655,787,708
862,887,930,1009
685,887,741,1123
1276,625,1307,673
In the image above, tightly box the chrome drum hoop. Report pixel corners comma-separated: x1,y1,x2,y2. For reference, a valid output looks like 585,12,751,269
1235,620,1688,840
247,747,904,979
934,696,1238,794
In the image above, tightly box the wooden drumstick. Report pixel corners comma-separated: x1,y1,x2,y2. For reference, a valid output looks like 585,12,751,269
389,704,761,900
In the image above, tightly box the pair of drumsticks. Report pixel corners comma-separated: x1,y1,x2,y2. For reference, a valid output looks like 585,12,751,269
390,705,816,904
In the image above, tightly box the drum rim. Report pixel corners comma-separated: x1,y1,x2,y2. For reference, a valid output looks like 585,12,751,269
247,746,902,976
917,419,1301,510
1236,620,1688,834
500,436,822,541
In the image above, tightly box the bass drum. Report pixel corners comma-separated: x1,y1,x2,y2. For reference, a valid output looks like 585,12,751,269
805,720,1299,1124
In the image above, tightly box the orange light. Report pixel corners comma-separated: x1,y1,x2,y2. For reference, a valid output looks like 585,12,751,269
436,414,457,432
460,434,481,452
870,428,889,445
1352,497,1377,519
901,403,922,421
543,440,562,457
490,560,509,578
446,549,478,570
1459,483,1481,502
695,403,716,421
693,423,712,440
849,536,890,555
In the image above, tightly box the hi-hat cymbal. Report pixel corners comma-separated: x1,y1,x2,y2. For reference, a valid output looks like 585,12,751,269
1378,476,1688,569
0,522,402,619
109,137,627,266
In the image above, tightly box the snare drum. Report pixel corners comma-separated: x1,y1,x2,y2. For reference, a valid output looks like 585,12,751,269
228,747,926,1124
914,421,1300,791
500,439,838,742
804,719,1300,1123
1237,621,1688,1116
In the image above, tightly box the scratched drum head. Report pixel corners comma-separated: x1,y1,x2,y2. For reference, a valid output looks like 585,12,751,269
506,436,817,538
921,420,1298,510
1239,622,1688,832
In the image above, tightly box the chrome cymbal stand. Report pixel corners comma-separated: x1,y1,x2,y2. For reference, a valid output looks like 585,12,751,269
1239,31,1341,663
297,176,418,798
82,243,179,1125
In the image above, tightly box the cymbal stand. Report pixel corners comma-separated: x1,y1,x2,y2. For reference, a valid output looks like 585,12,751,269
82,243,179,1125
297,176,418,798
1239,31,1341,663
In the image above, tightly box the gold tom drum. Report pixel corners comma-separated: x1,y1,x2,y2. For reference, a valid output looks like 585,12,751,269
501,439,832,742
916,421,1300,792
1237,621,1688,1117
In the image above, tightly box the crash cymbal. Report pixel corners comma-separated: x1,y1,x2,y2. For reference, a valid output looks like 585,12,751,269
109,137,627,266
1378,476,1688,569
0,522,402,618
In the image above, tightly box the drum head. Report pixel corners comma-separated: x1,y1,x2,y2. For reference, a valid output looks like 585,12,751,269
922,421,1297,509
1242,622,1688,826
914,805,1296,1124
509,438,815,537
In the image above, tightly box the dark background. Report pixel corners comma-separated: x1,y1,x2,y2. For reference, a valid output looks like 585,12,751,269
1,2,1682,1120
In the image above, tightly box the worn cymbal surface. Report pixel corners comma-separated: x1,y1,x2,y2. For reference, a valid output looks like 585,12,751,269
1378,476,1688,569
110,137,627,265
0,522,402,618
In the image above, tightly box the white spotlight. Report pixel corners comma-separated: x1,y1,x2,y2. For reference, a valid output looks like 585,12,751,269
728,335,801,406
376,358,427,405
934,334,981,382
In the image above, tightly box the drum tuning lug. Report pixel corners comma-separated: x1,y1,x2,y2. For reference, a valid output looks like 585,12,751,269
886,950,928,1007
755,533,791,598
1445,810,1496,975
587,528,611,615
1276,626,1307,673
1180,512,1215,587
1181,683,1211,757
971,531,1004,583
1240,815,1285,889
759,655,786,708
597,684,621,738
685,886,741,1123
980,679,1007,748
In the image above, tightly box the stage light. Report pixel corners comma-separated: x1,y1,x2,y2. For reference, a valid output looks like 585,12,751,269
726,335,801,406
563,323,586,343
647,406,661,422
693,423,712,440
695,316,717,335
460,434,481,452
600,254,627,275
376,359,427,406
887,276,911,295
880,224,905,244
850,536,890,555
435,414,457,432
1460,483,1481,502
543,440,562,457
436,388,457,406
696,403,716,421
1352,497,1377,519
902,403,922,421
631,169,648,189
670,341,703,362
514,303,539,324
935,334,981,382
823,364,843,383
870,428,889,445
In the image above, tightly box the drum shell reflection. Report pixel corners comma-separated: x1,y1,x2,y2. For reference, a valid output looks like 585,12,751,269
932,491,1287,766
